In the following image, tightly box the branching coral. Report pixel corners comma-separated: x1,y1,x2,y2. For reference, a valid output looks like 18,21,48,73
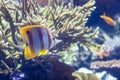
46,0,102,53
1,0,102,52
0,0,102,77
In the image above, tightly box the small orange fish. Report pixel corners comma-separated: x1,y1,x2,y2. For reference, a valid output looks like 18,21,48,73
100,13,115,26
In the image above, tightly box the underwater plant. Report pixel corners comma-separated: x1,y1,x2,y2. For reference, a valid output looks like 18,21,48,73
0,0,103,79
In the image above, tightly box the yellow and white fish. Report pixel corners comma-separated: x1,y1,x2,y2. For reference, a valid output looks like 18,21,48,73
20,25,55,60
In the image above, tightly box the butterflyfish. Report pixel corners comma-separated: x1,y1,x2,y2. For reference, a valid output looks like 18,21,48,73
100,13,115,26
20,25,55,60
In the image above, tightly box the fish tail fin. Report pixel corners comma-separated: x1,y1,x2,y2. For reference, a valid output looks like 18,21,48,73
37,49,49,56
24,46,37,60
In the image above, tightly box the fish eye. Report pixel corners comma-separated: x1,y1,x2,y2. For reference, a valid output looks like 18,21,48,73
26,30,30,34
53,37,55,40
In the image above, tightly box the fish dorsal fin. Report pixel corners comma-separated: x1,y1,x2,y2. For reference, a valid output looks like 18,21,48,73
103,12,106,16
100,12,106,18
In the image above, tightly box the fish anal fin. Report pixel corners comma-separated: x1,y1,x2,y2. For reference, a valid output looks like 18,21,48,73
24,46,37,60
37,49,49,56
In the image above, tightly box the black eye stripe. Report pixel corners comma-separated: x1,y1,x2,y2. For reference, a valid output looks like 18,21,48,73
26,30,30,34
26,43,29,46
53,37,55,40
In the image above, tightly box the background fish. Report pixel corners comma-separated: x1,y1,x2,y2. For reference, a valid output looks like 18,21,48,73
100,13,115,26
20,25,55,60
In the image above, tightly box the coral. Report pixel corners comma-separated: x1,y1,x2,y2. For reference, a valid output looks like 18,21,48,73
90,59,120,69
114,13,120,35
102,35,120,59
103,36,120,52
0,0,102,78
90,59,120,79
72,72,100,80
58,43,79,66
58,43,95,67
48,0,101,53
0,0,101,53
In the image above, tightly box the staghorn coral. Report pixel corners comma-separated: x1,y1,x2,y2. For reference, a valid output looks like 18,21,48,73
0,0,102,77
48,0,101,53
72,72,100,80
0,0,101,53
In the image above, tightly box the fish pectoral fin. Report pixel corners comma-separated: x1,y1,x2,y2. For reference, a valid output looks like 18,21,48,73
24,46,36,60
37,49,49,56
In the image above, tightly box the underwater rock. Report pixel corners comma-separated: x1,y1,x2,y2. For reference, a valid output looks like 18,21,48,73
19,56,52,80
45,55,75,80
18,55,75,80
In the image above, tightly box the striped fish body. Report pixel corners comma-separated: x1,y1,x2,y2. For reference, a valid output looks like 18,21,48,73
20,25,55,60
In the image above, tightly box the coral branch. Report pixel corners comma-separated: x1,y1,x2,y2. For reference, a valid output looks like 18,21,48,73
90,59,120,69
0,2,17,45
90,59,120,78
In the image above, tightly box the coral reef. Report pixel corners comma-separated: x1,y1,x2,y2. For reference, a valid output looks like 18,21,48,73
1,0,102,53
88,13,120,79
0,0,103,79
72,72,100,80
103,36,120,52
58,43,95,68
90,59,120,79
90,59,120,69
99,35,120,59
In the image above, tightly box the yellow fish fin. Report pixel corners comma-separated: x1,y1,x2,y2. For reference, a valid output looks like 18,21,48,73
37,49,49,56
24,46,37,60
23,44,26,49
